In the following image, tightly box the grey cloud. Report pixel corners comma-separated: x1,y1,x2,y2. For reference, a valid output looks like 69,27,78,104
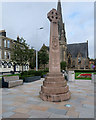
2,2,94,58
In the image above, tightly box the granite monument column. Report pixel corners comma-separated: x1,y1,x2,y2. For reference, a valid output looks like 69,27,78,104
40,9,71,102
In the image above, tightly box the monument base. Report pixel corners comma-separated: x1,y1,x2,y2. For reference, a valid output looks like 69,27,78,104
40,91,71,102
40,72,71,102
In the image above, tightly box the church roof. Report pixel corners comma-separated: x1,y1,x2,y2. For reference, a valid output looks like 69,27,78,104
67,42,88,58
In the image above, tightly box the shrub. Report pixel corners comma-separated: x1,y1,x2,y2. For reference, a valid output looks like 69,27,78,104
19,74,35,81
60,61,66,70
20,70,48,79
44,68,49,72
75,70,96,72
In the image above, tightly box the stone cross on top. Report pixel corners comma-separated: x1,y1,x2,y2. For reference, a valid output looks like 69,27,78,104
47,9,60,23
40,8,71,102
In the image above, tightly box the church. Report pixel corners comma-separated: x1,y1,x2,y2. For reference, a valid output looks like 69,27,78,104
40,0,89,70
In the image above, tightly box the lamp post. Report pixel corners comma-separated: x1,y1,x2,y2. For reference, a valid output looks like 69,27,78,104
36,27,44,71
36,49,38,71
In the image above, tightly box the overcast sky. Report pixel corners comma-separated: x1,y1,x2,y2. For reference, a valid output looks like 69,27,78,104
2,1,94,58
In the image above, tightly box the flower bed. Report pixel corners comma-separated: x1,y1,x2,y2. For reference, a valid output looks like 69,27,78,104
77,73,92,78
75,72,92,80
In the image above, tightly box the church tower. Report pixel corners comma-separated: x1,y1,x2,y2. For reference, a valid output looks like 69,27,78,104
57,0,67,62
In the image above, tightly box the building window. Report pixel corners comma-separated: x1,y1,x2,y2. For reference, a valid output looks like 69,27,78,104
4,51,7,59
16,65,18,68
0,50,1,59
0,38,2,47
8,62,12,68
25,65,26,70
7,40,10,48
78,57,81,63
4,40,6,47
72,60,75,67
3,61,7,68
7,52,10,59
0,60,2,68
27,65,29,69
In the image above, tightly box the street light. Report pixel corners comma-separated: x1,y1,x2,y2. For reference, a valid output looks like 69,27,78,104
36,27,44,71
36,49,38,71
40,27,44,29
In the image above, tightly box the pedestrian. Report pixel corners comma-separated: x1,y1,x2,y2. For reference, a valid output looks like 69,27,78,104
64,70,68,81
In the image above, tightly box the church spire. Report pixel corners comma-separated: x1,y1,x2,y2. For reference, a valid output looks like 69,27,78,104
57,0,61,12
57,0,67,62
57,0,63,41
57,0,63,23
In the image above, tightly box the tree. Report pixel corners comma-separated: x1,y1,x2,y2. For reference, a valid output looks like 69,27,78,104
11,37,29,72
60,61,66,70
28,48,36,69
38,44,49,70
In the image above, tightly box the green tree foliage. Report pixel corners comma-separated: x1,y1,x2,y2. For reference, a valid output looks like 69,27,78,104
60,61,66,70
11,37,29,72
28,48,36,69
38,44,49,69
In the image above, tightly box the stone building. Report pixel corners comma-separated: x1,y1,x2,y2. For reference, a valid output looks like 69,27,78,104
0,30,29,73
67,42,89,69
40,0,89,69
57,0,67,62
57,0,89,69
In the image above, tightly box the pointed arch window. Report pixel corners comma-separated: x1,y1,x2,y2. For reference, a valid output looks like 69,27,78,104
4,40,6,47
78,57,81,63
7,40,10,48
77,53,82,64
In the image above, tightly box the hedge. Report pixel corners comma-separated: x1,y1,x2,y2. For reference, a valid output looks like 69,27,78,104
74,70,96,72
20,70,48,80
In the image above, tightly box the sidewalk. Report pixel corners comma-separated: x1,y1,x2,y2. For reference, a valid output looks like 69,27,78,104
1,79,94,118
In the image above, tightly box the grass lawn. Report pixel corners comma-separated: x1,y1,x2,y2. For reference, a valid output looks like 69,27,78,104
75,72,93,80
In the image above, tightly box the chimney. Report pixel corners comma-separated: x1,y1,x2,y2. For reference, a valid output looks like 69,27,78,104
0,30,6,37
17,35,19,42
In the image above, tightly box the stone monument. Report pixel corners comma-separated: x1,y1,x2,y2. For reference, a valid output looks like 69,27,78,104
40,8,71,102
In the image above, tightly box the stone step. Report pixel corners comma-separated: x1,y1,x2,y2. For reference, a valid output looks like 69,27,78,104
47,73,63,77
43,80,67,87
41,85,69,95
45,76,65,82
40,91,71,102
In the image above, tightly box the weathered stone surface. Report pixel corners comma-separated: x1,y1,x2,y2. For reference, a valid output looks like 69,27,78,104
40,91,71,102
40,8,71,102
47,108,67,115
43,80,67,87
41,85,69,95
45,76,65,82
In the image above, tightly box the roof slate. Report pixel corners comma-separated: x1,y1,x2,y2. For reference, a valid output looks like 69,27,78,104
67,42,88,58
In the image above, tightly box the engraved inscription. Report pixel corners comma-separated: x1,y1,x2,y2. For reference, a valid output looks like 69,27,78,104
52,36,58,50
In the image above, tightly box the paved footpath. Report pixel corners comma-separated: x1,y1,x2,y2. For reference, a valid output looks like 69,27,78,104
1,79,94,118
